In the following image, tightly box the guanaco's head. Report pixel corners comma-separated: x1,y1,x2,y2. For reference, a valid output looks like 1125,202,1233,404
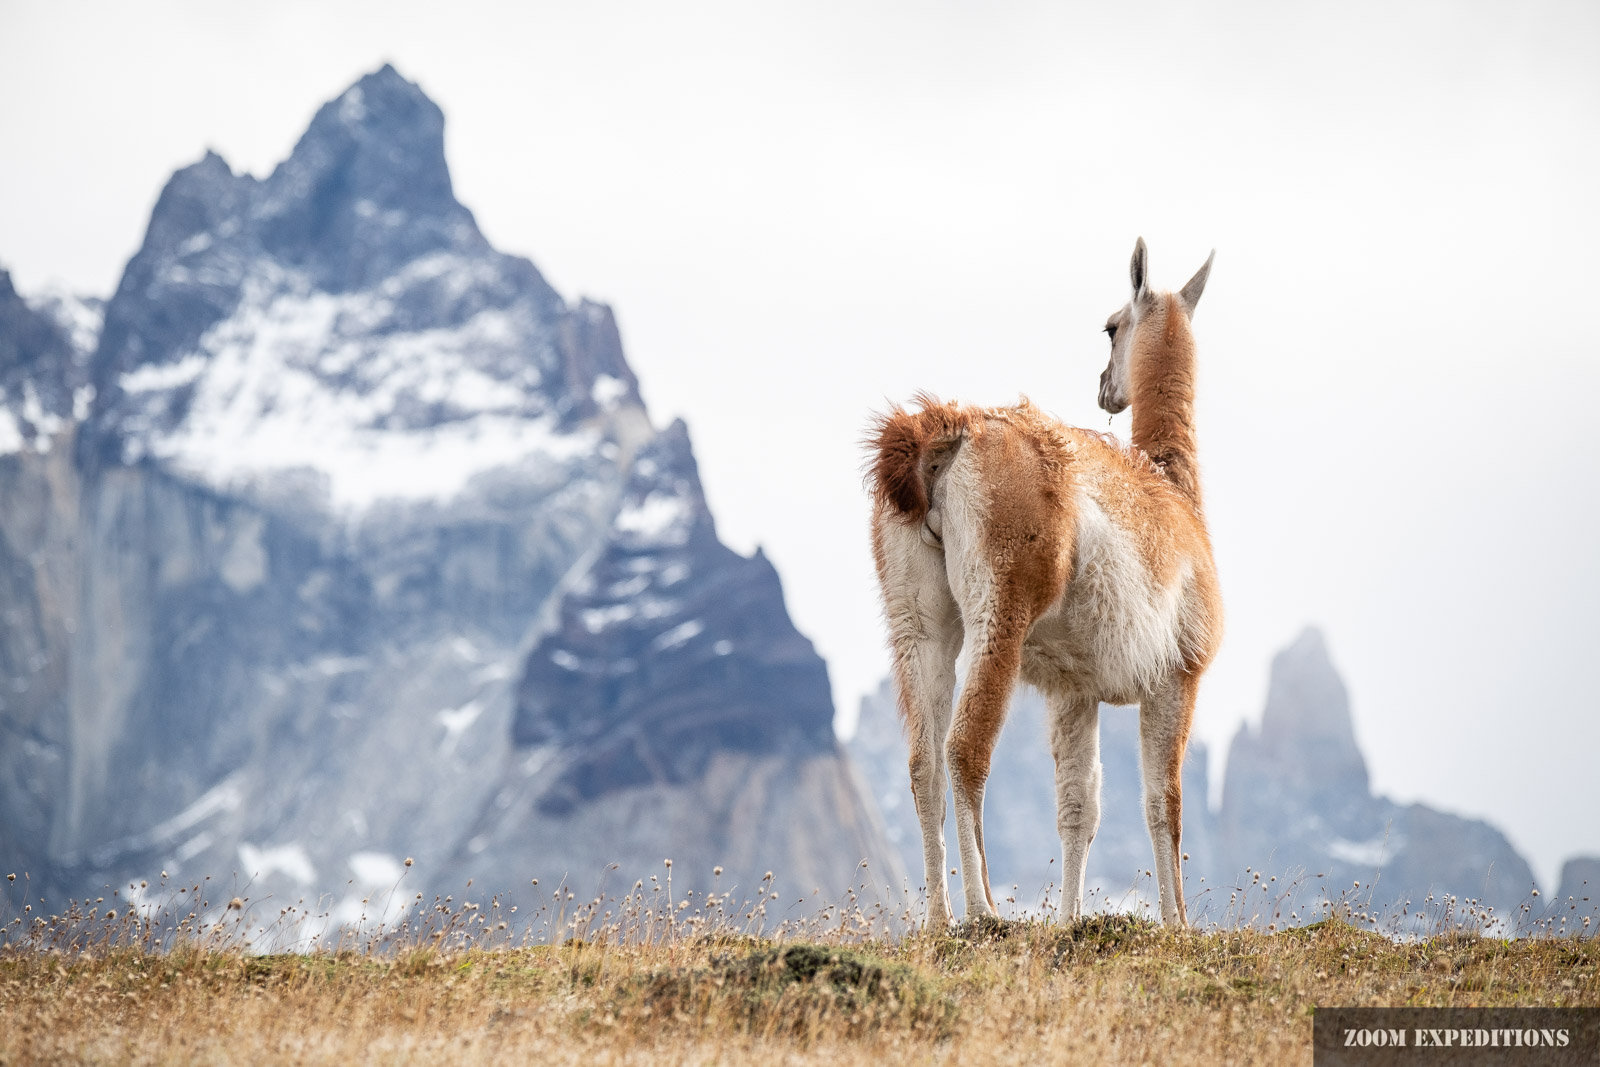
1098,238,1215,415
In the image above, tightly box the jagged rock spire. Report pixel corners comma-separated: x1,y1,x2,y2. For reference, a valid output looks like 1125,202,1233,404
85,64,572,478
1257,626,1369,799
255,64,486,291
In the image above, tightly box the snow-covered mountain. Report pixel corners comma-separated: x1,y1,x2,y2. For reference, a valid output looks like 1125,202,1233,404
85,67,641,521
0,272,98,454
0,64,894,925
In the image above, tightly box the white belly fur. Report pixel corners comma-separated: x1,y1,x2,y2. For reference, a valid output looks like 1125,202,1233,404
1025,489,1190,702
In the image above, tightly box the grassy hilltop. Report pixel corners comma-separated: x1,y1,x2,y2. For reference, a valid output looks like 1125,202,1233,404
2,896,1596,1065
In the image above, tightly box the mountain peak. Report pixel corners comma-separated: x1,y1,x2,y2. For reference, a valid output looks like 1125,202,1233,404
0,267,70,374
254,64,482,290
325,63,438,135
1,62,894,917
137,149,249,258
1258,625,1369,796
282,63,448,189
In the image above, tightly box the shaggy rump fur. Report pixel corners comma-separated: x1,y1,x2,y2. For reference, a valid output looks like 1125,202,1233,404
867,394,1143,524
865,393,978,522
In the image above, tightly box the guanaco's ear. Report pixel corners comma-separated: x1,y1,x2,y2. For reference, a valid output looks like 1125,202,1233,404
1178,249,1215,315
1130,237,1149,303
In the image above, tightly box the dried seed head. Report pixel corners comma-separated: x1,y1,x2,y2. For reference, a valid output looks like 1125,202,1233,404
713,867,723,877
405,858,414,867
228,897,244,911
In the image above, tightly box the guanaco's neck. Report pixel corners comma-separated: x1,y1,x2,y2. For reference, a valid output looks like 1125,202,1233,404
1130,294,1203,509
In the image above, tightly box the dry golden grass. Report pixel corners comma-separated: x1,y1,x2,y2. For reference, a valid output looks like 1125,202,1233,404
2,911,1595,1066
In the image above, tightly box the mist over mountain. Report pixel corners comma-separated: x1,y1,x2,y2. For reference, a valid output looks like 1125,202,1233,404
0,65,895,926
851,628,1548,929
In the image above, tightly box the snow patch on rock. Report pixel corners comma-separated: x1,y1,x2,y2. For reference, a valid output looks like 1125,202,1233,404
238,842,317,885
615,492,693,545
116,264,598,513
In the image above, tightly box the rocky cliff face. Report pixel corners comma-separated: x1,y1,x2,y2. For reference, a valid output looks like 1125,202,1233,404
0,274,95,895
440,419,896,899
850,628,1540,928
0,271,97,454
0,65,893,926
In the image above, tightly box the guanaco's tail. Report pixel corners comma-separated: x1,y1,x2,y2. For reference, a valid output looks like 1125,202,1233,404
866,393,976,523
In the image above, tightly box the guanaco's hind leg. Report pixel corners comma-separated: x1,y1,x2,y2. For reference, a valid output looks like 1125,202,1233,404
873,510,963,929
942,433,1069,920
946,612,1029,919
1046,691,1101,920
1138,671,1198,926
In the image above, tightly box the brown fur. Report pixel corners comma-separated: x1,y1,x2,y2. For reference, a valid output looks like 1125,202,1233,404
866,263,1222,927
1130,294,1203,507
1158,670,1202,926
865,393,979,523
945,413,1073,789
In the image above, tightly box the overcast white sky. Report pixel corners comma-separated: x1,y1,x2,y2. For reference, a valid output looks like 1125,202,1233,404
2,0,1597,891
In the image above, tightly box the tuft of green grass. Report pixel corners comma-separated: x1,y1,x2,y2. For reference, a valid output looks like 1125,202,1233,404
618,941,958,1040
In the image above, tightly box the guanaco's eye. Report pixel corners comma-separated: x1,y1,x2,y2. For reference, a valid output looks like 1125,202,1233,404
1104,323,1118,339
